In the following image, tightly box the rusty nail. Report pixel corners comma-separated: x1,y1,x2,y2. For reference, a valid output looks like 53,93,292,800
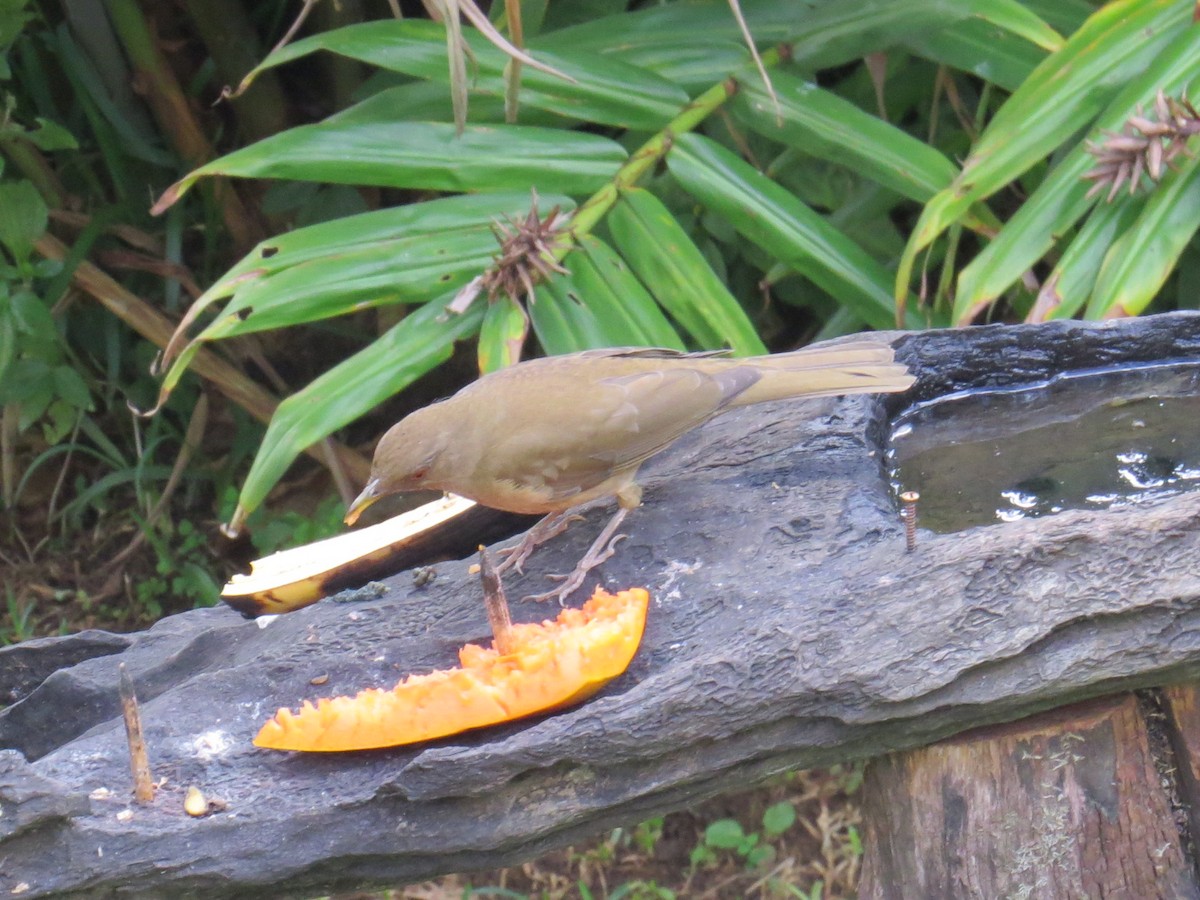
899,490,920,553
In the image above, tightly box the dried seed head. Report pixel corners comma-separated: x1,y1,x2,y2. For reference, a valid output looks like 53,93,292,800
449,190,571,318
1084,90,1200,201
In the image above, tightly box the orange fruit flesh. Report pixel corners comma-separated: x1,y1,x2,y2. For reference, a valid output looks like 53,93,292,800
254,587,649,752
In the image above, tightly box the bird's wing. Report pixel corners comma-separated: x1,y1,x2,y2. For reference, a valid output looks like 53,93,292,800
576,365,760,471
571,347,732,361
478,364,759,504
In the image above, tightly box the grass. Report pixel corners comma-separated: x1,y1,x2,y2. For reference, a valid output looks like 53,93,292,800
384,766,864,900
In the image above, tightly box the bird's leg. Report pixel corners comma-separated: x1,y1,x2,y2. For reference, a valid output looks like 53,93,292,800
495,508,583,575
524,483,642,605
523,507,629,604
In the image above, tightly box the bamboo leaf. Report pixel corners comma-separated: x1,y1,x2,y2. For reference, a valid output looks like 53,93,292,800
216,192,573,289
569,236,685,349
1035,198,1142,321
529,236,684,353
733,70,957,203
668,133,916,331
603,41,750,92
154,122,625,212
238,19,688,130
960,0,1063,52
478,295,530,372
902,18,1045,91
897,0,1192,314
952,36,1200,322
608,187,765,354
550,0,980,72
195,227,500,338
1088,152,1200,319
157,194,571,408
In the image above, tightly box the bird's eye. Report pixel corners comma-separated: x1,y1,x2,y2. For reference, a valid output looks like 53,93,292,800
411,465,430,481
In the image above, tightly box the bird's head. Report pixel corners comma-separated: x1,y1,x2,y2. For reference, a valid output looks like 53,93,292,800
344,406,451,526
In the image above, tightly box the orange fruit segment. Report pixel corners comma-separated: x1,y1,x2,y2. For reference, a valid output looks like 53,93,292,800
254,587,649,752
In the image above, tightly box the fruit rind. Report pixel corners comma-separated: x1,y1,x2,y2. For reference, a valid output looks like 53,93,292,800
254,587,649,752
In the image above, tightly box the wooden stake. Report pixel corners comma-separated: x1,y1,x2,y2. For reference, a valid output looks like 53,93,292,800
118,663,155,804
478,545,517,656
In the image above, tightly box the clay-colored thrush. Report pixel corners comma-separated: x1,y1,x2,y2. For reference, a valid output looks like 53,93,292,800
346,343,914,601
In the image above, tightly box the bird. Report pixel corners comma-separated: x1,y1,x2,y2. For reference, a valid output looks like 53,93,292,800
344,342,914,602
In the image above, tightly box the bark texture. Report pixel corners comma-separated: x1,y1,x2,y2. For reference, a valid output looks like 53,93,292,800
859,693,1199,899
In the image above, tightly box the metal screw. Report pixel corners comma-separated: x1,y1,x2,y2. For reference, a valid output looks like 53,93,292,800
899,490,920,552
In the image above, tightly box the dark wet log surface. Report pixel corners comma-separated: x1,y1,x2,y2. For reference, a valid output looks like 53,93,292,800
4,313,1200,898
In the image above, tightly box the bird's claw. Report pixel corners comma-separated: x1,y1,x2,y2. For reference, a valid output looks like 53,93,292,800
495,512,586,576
522,532,628,605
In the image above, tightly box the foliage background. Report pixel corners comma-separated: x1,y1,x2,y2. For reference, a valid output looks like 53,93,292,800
2,0,1198,895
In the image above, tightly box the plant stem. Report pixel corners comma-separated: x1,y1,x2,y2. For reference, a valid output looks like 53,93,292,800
565,44,788,251
105,0,262,248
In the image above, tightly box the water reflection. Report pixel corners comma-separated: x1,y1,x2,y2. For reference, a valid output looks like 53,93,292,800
889,362,1200,533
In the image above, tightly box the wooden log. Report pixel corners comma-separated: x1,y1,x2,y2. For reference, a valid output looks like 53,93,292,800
858,693,1198,899
1160,682,1200,849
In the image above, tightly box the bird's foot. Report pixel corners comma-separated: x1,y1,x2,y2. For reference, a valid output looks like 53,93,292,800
495,510,583,575
522,508,629,605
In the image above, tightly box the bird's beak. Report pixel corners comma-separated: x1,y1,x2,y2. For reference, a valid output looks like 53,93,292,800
344,477,382,526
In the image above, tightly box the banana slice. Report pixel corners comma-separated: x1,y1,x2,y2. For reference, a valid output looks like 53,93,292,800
222,494,477,617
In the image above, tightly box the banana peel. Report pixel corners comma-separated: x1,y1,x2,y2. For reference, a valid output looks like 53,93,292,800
222,494,479,617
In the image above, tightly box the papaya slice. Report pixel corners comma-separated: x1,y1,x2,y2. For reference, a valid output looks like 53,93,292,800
254,587,649,752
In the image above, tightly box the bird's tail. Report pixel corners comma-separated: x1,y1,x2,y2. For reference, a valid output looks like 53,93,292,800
726,341,914,406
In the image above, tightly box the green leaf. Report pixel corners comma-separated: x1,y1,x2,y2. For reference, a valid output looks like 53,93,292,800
899,0,1193,314
1038,198,1142,321
52,365,92,410
951,32,1200,322
604,41,749,93
1088,151,1200,318
244,20,689,131
551,0,980,72
0,0,32,51
0,311,14,382
744,845,773,869
158,194,575,408
19,117,78,151
902,18,1045,92
216,191,573,289
762,801,796,837
607,187,765,354
668,133,915,330
235,295,485,520
0,357,49,405
330,82,531,128
170,226,496,358
529,238,682,354
1024,0,1095,35
732,70,957,203
478,295,530,372
704,819,745,850
156,122,626,211
0,180,47,263
959,0,1063,52
10,290,56,343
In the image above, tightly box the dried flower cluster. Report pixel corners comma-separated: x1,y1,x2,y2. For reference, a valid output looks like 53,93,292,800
1084,90,1200,202
447,193,570,316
